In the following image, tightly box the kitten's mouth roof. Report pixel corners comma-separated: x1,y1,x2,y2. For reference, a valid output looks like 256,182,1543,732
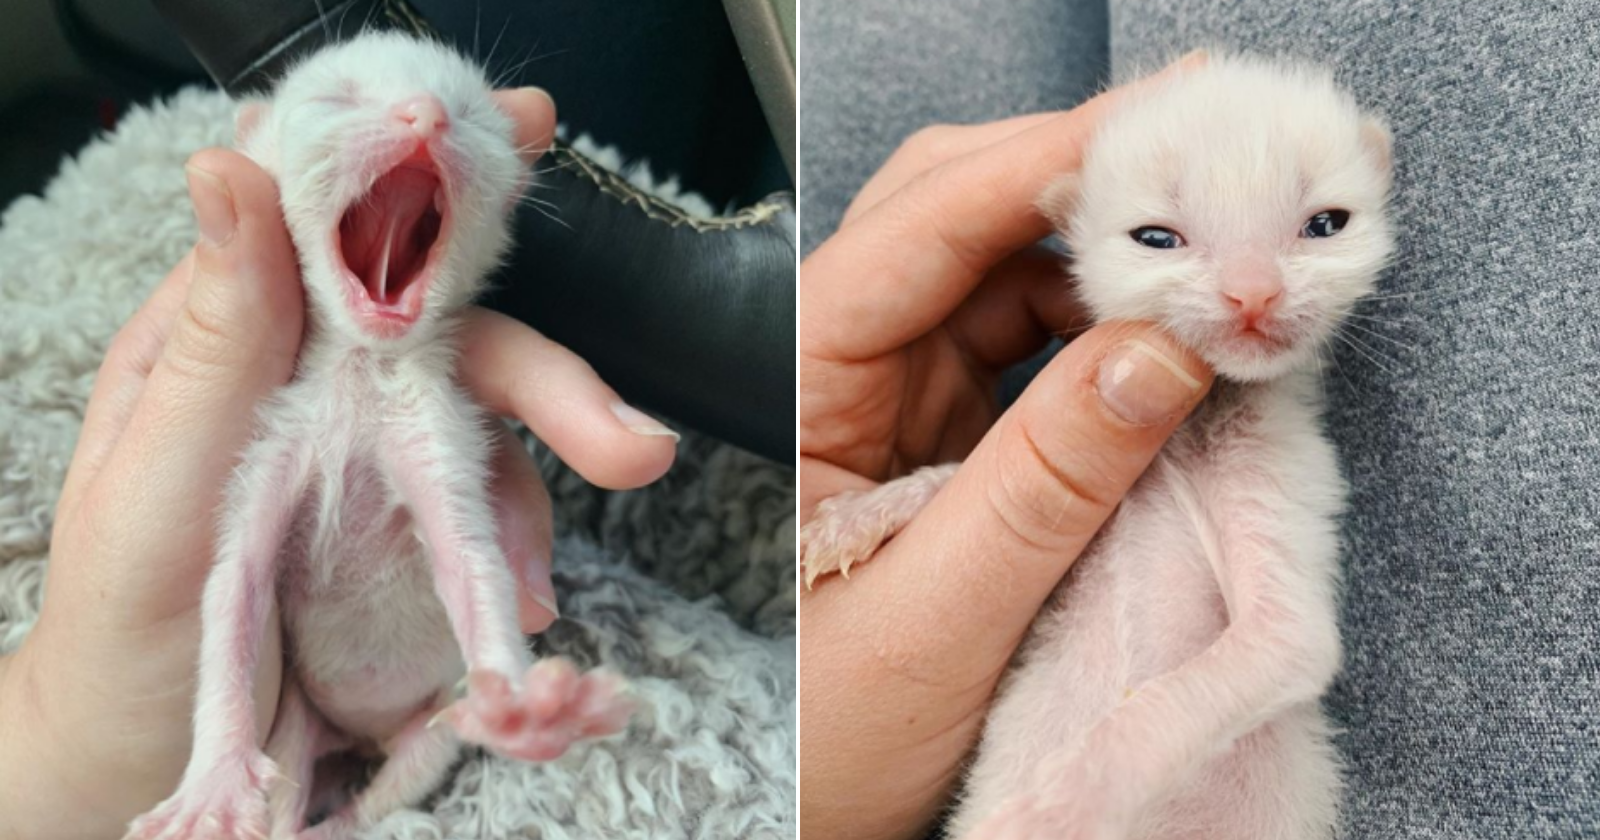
333,148,448,337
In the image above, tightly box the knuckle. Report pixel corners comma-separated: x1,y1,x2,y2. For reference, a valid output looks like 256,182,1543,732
910,166,1004,276
984,419,1116,554
165,304,244,382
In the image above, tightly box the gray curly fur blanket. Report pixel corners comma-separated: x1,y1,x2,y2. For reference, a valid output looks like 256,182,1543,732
0,89,796,839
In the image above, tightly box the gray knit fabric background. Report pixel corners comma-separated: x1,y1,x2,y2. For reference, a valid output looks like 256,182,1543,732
802,1,1599,837
0,90,796,838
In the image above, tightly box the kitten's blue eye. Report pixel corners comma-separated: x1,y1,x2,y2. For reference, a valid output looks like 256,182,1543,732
1301,210,1350,238
1131,227,1185,249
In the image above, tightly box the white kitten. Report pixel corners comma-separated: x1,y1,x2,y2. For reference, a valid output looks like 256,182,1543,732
802,54,1394,840
126,33,632,840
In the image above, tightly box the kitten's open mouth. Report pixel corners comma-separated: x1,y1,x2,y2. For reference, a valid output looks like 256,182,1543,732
333,151,449,336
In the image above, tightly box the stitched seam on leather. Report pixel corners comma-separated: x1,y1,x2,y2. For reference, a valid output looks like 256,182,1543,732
551,147,785,231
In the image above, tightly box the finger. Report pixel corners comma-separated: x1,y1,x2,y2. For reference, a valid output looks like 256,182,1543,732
486,423,560,634
493,87,557,165
458,308,677,490
57,253,196,519
944,245,1091,369
842,112,1065,225
803,51,1206,363
80,148,304,614
821,321,1213,690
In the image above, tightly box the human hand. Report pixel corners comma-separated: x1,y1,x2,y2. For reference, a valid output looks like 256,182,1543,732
799,56,1214,840
0,88,676,840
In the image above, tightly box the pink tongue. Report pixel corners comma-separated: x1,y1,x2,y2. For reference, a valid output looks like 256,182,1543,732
341,167,440,306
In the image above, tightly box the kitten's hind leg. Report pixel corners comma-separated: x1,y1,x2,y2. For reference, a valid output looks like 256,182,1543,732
266,678,347,840
801,464,958,588
296,700,460,840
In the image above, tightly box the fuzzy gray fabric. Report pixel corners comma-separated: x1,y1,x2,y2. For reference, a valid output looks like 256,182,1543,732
0,88,795,839
801,1,1600,837
797,0,1109,254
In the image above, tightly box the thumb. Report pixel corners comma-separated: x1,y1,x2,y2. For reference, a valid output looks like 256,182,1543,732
82,148,304,621
867,321,1213,686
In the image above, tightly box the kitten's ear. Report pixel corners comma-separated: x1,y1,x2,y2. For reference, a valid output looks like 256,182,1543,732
1359,117,1393,175
1037,173,1081,231
234,100,271,147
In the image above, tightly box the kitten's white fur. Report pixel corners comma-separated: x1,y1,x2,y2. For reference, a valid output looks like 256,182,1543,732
801,55,1394,840
126,33,629,840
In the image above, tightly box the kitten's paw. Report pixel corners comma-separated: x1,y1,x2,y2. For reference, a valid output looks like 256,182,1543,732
444,659,633,761
800,465,956,588
799,491,884,588
124,752,280,840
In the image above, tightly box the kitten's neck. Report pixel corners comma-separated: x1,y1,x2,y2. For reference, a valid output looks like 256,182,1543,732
1195,366,1327,422
297,309,463,379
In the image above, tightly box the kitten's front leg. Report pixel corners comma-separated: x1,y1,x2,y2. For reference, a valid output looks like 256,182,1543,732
385,403,631,762
801,463,958,587
126,437,309,840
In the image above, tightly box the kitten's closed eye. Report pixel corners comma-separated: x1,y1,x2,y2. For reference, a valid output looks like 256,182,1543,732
312,81,362,107
1131,226,1186,249
1301,210,1350,239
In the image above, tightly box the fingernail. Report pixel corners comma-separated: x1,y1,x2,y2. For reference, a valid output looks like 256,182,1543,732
610,401,680,441
519,85,554,108
185,164,237,246
522,545,559,619
1096,340,1203,426
530,588,560,620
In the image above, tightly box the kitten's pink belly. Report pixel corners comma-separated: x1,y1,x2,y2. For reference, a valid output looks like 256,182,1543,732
968,501,1227,794
279,462,464,743
953,477,1333,837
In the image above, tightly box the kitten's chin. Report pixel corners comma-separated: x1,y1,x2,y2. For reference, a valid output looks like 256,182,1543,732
1198,335,1313,383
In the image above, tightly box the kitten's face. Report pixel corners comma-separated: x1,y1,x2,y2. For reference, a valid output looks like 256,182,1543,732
1048,58,1394,381
240,32,524,348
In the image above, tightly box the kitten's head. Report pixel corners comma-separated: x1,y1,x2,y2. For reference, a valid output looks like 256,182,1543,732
1044,55,1394,381
238,32,525,348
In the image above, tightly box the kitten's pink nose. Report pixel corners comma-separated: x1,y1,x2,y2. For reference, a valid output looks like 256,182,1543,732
393,95,449,138
1220,267,1284,328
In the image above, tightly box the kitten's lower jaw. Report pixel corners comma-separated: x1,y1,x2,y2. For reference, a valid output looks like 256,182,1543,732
1204,331,1306,382
332,149,452,340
